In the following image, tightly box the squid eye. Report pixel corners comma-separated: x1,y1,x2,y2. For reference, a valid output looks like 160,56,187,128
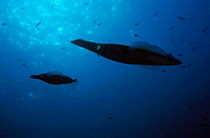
96,45,101,50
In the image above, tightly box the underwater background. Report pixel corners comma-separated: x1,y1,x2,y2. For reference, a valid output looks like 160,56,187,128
0,0,210,138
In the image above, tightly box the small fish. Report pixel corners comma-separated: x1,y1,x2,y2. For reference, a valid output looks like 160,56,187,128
96,23,103,26
178,54,183,57
169,36,175,43
135,22,140,27
92,20,103,26
181,64,191,69
9,79,13,82
133,34,139,37
201,27,208,32
84,2,89,5
189,41,194,45
153,11,160,17
168,26,175,30
35,21,41,30
20,7,26,10
18,100,24,105
162,70,166,72
34,127,40,131
51,4,55,8
133,34,143,40
22,63,29,68
193,47,199,50
1,23,7,26
182,29,186,36
18,58,22,62
178,16,187,21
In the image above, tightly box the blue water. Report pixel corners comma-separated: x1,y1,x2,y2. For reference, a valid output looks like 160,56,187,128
0,0,210,137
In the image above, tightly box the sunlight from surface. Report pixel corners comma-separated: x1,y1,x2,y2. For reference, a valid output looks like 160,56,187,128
0,0,123,50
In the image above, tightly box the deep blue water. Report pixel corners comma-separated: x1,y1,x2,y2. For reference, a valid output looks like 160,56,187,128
0,0,210,138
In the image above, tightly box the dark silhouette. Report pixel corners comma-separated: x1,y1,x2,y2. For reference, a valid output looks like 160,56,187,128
35,21,41,30
71,39,182,66
177,16,188,21
30,71,77,85
1,22,7,26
